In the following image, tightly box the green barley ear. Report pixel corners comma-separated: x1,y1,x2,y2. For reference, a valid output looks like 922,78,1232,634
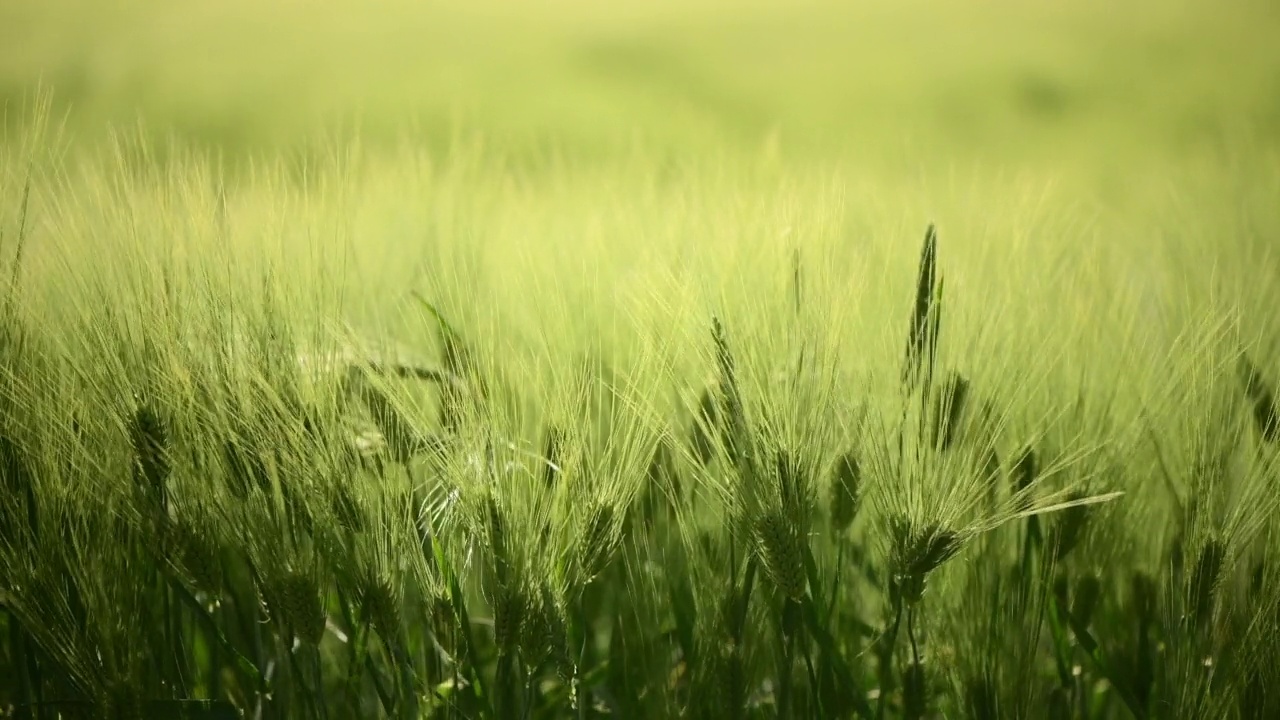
277,569,327,646
774,448,809,525
829,450,862,532
931,371,969,451
1072,572,1101,628
902,224,941,394
980,446,1002,510
1010,446,1038,511
492,584,526,655
576,498,621,583
690,385,720,465
711,317,751,470
1052,573,1070,610
1187,539,1225,631
890,517,962,605
754,509,807,600
223,437,267,499
1237,355,1279,442
520,582,569,671
485,493,512,584
541,424,564,487
358,377,423,464
414,295,486,431
1045,492,1091,562
428,590,459,658
162,520,224,596
359,571,403,639
129,402,171,514
1131,571,1157,626
644,435,681,520
329,483,365,534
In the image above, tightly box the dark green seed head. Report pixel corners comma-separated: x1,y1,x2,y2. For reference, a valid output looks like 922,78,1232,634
1046,496,1091,562
932,372,970,451
829,450,861,532
360,572,402,638
775,449,807,523
1052,573,1070,609
492,586,526,655
690,386,719,465
1188,540,1225,630
129,404,170,507
1239,356,1280,442
541,425,563,487
755,510,807,601
1073,572,1102,628
890,518,961,605
330,484,365,534
577,499,620,583
1011,447,1038,511
278,571,326,646
1131,571,1157,625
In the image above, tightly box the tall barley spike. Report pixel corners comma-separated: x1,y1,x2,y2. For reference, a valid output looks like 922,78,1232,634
1072,572,1102,628
359,571,403,639
1238,355,1279,442
541,424,564,487
829,450,862,532
755,509,807,600
277,570,326,646
330,483,365,534
932,372,970,452
576,499,620,583
486,494,512,585
492,585,526,655
644,436,681,520
902,224,941,394
164,520,224,596
890,517,962,605
359,378,423,464
690,386,719,466
1045,493,1091,562
792,247,803,315
711,317,751,470
520,582,568,671
774,449,808,525
1187,539,1225,631
1011,447,1038,512
414,295,485,431
129,403,171,513
223,437,267,499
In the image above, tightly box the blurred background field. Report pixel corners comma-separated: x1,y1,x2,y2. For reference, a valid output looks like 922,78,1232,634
3,0,1279,181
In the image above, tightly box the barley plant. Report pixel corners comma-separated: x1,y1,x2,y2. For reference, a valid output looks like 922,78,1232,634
2,1,1280,717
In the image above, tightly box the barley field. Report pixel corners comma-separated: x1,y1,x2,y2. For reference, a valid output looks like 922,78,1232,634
2,0,1280,718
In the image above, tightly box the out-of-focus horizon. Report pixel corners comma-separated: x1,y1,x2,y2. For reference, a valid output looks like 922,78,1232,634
2,0,1277,180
